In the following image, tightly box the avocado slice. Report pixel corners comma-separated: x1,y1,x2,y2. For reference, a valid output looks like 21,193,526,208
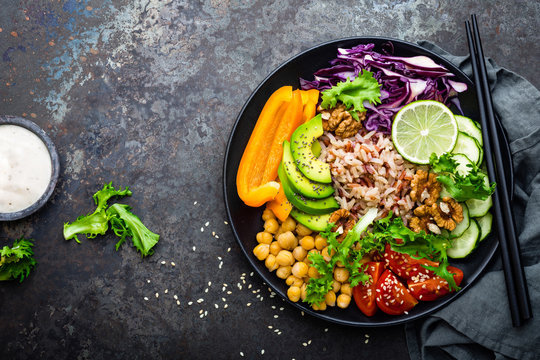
289,207,332,232
278,163,339,215
282,140,334,199
290,114,332,183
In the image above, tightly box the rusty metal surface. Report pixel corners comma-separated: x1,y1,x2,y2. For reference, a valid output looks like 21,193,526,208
0,1,538,359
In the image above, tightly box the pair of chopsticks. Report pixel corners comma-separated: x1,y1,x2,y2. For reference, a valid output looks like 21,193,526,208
465,15,532,327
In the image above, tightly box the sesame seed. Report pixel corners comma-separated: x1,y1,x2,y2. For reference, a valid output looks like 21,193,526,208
197,298,204,303
268,325,273,329
247,303,252,307
204,311,208,316
227,291,232,295
200,227,204,232
155,293,159,298
222,297,226,302
224,221,228,225
208,281,212,286
227,248,231,252
308,340,312,344
205,221,209,227
261,349,265,355
193,246,196,251
199,309,203,314
174,295,178,300
215,304,219,309
274,315,278,319
194,201,197,205
171,262,176,266
144,297,149,301
224,304,228,308
164,289,168,294
324,328,328,332
204,288,208,293
199,314,204,318
188,301,193,305
240,352,244,357
161,261,166,265
302,343,307,347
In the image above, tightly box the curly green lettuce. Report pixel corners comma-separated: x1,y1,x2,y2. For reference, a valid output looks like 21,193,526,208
320,71,381,120
0,238,36,282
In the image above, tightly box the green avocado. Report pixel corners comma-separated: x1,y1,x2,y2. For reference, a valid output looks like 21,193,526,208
290,114,332,183
289,208,332,232
282,140,334,199
278,163,339,215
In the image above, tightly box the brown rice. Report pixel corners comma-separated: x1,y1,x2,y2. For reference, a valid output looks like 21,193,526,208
320,129,419,223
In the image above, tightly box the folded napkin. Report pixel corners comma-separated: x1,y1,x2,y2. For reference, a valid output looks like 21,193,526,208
405,41,540,360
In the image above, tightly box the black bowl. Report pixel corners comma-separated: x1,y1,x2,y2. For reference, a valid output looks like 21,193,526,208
223,37,508,326
0,116,60,221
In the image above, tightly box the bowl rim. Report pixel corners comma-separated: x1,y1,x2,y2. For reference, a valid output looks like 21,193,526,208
223,36,500,327
0,115,60,221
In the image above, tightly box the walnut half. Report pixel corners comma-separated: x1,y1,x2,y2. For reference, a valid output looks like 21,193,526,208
410,170,441,206
431,197,464,231
319,103,365,138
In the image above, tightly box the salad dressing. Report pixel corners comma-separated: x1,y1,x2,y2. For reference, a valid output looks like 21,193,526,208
0,124,52,213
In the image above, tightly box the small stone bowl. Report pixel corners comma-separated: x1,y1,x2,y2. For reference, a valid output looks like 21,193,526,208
0,116,60,221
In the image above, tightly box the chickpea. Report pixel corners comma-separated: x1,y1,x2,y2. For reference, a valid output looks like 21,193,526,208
336,293,351,309
321,246,336,262
276,265,292,279
333,267,350,283
265,254,279,271
300,283,307,301
287,286,301,302
312,301,327,311
325,290,337,307
276,250,294,266
340,283,352,296
308,266,320,279
331,280,341,293
269,241,281,256
256,231,273,245
253,243,269,261
291,261,308,278
277,231,297,250
281,217,296,232
314,235,327,250
274,226,284,239
292,246,307,262
295,223,312,237
262,208,275,221
300,236,315,250
264,218,279,234
286,275,303,287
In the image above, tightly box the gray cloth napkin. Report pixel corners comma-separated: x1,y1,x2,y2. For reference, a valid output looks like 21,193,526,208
405,41,540,360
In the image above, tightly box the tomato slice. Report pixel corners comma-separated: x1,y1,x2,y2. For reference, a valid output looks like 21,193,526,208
383,243,438,281
375,269,418,315
352,262,384,317
407,266,464,301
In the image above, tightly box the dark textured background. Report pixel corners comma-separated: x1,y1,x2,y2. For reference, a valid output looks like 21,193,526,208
0,1,538,359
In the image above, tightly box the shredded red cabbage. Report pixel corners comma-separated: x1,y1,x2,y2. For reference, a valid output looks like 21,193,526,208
300,43,467,133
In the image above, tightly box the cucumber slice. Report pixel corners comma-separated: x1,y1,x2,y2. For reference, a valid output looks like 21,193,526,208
450,203,470,237
474,137,484,166
447,219,480,259
455,115,483,146
466,175,493,217
452,132,481,165
476,212,493,242
451,154,474,176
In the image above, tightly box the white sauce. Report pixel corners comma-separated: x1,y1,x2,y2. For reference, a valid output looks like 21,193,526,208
0,124,52,213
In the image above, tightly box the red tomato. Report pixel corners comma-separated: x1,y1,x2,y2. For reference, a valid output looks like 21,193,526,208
375,269,418,315
408,266,464,301
352,262,384,317
383,243,438,281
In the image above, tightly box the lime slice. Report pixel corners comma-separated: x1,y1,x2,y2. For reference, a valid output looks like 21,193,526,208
391,100,458,164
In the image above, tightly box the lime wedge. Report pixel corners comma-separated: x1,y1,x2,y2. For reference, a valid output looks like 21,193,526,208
391,100,458,164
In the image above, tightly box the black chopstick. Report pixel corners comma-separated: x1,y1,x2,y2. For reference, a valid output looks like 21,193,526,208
465,15,532,327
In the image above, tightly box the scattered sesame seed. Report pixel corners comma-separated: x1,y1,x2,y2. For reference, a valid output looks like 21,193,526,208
324,328,328,332
193,246,196,251
302,343,307,347
268,325,273,329
164,289,168,294
199,309,203,314
147,279,151,283
272,306,276,309
188,301,193,305
274,315,279,319
301,311,305,316
279,307,284,311
248,284,253,289
144,297,149,301
199,314,204,318
224,221,228,225
155,293,159,298
194,201,197,205
365,334,370,338
227,247,231,252
204,310,208,316
219,261,223,269
261,349,265,355
215,304,219,309
222,297,226,302
308,340,312,345
227,291,232,295
208,281,212,286
176,300,180,306
204,288,209,293
200,227,204,232
197,298,204,303
250,272,254,276
205,221,209,227
224,304,228,309
215,235,219,239
240,352,244,357
365,339,369,344
174,295,178,300
161,261,166,265
246,303,252,307
171,262,176,266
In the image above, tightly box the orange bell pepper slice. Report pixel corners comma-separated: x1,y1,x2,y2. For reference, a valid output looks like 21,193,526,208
236,86,292,207
300,89,320,122
266,183,292,222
